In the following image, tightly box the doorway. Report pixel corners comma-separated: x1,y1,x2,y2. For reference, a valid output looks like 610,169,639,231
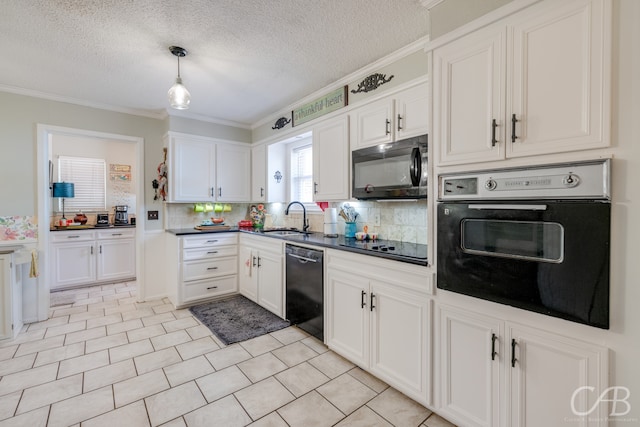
36,125,144,322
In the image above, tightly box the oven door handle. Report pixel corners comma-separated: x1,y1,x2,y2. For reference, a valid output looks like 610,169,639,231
468,204,548,211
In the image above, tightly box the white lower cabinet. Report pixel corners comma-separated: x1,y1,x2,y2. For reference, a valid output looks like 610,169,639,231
437,304,609,427
0,252,25,341
50,229,136,290
326,249,432,406
167,233,238,309
238,234,284,317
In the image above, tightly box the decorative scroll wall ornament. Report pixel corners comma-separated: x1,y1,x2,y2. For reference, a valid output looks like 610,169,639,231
350,73,395,94
273,170,283,183
272,116,291,130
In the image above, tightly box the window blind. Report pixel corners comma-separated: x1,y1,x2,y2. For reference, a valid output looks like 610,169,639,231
58,156,106,212
290,144,313,202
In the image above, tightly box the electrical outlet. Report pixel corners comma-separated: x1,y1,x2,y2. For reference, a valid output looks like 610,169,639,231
373,213,381,226
147,210,159,220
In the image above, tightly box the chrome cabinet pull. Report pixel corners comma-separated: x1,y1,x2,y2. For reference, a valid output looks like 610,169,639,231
206,240,218,243
112,233,122,236
385,119,391,135
67,235,80,239
260,187,264,197
218,187,222,197
370,293,376,311
511,114,519,143
511,339,517,367
314,182,318,194
252,256,257,267
99,245,102,254
90,246,94,255
210,187,214,197
397,114,403,131
361,290,366,308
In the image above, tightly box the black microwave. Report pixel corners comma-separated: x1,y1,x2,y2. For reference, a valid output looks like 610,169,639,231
352,134,428,200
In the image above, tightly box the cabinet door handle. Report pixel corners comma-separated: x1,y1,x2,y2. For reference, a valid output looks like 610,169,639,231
206,240,218,243
314,182,318,194
111,233,122,236
511,338,517,367
252,256,257,267
211,187,214,197
491,333,498,361
361,290,366,308
260,187,264,197
385,119,391,135
218,187,222,197
511,114,519,143
397,114,403,131
206,286,218,290
207,266,218,270
67,235,80,239
370,293,376,311
491,119,498,147
207,251,218,254
99,245,102,254
257,257,262,268
91,246,94,255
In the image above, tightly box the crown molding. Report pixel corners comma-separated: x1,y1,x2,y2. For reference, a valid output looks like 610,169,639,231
250,35,430,130
0,84,168,120
166,109,252,129
420,0,445,10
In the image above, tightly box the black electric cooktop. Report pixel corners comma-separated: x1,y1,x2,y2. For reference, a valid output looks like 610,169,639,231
339,239,428,261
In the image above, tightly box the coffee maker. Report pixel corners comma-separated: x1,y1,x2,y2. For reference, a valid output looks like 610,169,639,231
114,205,129,226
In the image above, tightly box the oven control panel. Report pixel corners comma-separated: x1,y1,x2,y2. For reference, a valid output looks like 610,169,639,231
438,159,610,200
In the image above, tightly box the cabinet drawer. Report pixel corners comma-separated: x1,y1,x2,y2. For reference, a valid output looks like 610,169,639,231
183,245,237,261
183,256,238,281
96,229,136,240
183,276,237,301
50,230,95,242
182,233,237,249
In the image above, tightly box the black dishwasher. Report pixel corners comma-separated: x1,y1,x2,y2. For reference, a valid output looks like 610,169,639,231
285,244,324,341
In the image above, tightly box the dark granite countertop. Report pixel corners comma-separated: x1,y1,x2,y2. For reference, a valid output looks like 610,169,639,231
166,227,428,266
50,225,137,231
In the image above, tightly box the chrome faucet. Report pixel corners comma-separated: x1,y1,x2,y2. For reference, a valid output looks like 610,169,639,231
285,201,309,233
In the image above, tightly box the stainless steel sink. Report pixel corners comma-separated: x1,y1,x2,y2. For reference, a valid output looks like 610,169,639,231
263,229,302,236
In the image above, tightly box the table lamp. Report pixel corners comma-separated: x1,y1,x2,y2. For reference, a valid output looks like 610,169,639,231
52,182,75,222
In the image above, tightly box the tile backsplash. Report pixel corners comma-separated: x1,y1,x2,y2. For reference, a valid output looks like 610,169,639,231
165,200,427,244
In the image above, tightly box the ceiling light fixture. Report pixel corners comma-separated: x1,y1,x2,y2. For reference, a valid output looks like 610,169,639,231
168,46,191,110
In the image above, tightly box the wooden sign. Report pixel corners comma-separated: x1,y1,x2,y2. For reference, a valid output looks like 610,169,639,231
292,86,348,127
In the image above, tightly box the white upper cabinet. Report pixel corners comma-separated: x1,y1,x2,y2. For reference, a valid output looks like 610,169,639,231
167,134,216,202
165,132,251,203
251,144,267,202
433,25,506,165
506,0,611,157
351,81,429,150
313,116,350,201
216,143,251,202
434,0,611,166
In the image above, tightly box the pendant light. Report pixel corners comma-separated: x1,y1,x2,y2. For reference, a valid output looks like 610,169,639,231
168,46,191,110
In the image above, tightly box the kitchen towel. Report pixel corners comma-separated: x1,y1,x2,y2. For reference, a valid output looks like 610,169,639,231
29,250,39,278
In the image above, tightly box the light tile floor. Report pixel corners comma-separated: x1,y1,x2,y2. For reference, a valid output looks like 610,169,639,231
0,282,457,427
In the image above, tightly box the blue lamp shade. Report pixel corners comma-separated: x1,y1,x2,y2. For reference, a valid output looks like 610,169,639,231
52,182,75,198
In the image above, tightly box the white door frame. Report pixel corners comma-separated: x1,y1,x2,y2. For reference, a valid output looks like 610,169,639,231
36,124,145,321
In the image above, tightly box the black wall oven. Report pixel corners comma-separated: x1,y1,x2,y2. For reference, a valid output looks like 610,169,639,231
437,160,611,329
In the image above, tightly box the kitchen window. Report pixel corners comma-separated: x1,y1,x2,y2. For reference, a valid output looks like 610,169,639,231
290,142,313,203
58,155,106,212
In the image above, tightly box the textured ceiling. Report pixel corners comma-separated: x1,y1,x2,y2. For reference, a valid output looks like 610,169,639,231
0,0,429,127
